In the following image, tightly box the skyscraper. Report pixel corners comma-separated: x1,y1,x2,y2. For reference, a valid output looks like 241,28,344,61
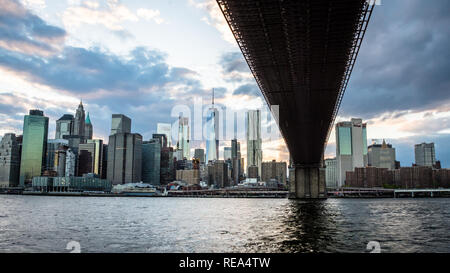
152,133,167,149
261,160,287,185
84,112,93,140
73,101,85,137
325,158,338,189
111,114,131,135
415,142,436,167
335,118,368,187
107,133,142,185
78,139,103,176
194,148,205,164
223,147,232,160
19,110,49,186
247,110,262,177
368,140,396,170
205,89,219,163
157,123,172,147
45,139,69,173
178,116,190,159
55,114,74,139
0,133,20,187
142,138,161,185
107,114,141,184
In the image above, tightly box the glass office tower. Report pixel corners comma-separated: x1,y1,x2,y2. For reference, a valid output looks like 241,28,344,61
335,118,368,187
142,138,161,185
246,110,262,178
20,110,49,186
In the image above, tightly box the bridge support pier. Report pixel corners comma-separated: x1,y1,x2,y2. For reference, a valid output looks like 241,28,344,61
289,166,327,199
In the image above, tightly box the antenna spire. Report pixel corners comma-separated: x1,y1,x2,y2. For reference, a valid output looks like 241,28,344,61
212,88,214,105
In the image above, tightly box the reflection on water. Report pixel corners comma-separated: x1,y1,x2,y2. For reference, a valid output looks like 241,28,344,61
0,196,449,253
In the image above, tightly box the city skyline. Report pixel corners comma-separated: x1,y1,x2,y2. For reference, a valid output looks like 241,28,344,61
0,0,449,168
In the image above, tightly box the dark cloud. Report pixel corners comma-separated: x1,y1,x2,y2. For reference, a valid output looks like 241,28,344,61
0,0,66,55
232,83,261,97
339,0,450,118
219,52,249,73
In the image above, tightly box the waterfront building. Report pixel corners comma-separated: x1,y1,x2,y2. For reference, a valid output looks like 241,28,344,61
368,140,396,170
231,157,241,185
19,110,49,186
55,114,74,139
73,101,86,137
111,114,131,135
0,133,21,187
325,158,338,188
261,160,287,185
247,110,262,178
224,147,232,160
142,138,161,185
415,142,436,167
176,169,200,185
194,148,205,164
335,118,368,187
107,132,142,185
178,116,190,159
32,176,112,193
157,123,172,147
84,112,93,140
207,160,229,188
160,146,174,185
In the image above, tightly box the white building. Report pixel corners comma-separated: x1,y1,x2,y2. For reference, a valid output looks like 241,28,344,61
247,110,262,177
325,158,338,189
335,118,368,187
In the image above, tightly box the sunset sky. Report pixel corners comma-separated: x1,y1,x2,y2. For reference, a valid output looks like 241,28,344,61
0,0,449,168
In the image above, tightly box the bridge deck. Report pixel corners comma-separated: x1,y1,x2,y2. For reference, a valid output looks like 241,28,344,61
217,0,374,165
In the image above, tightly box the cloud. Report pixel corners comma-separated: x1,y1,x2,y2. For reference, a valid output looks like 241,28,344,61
339,0,450,118
232,83,260,97
137,8,164,24
188,0,236,44
0,0,66,56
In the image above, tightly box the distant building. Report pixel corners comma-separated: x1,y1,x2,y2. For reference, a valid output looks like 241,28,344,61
176,169,200,185
142,138,161,185
415,143,436,167
205,92,219,162
223,147,232,160
78,139,103,176
207,160,229,188
178,116,190,159
55,114,74,139
261,160,287,185
73,101,86,137
20,110,49,186
336,118,368,187
248,165,259,180
325,158,338,188
160,146,174,185
65,148,76,177
152,133,167,149
247,110,262,177
45,139,69,173
110,114,131,135
84,112,93,140
194,148,205,163
368,140,396,170
0,133,21,187
157,123,172,147
107,132,142,185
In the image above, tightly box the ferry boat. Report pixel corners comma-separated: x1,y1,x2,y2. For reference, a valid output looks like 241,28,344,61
112,182,160,197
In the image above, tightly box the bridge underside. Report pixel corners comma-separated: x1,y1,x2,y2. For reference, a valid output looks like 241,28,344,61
218,0,373,166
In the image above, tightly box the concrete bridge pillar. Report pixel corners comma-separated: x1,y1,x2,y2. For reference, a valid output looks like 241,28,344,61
289,165,327,199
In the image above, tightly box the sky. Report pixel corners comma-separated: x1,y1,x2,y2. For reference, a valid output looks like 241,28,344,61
0,0,449,168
